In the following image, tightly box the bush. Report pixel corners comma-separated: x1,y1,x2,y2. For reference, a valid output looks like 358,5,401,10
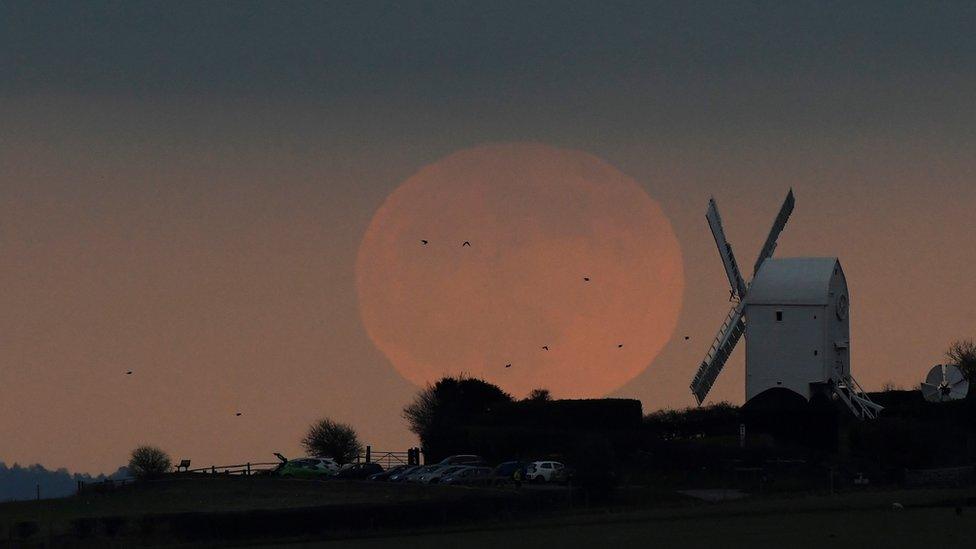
128,445,171,479
301,418,362,464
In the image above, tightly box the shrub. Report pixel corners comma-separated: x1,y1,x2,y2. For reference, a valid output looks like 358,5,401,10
301,418,362,464
128,445,171,479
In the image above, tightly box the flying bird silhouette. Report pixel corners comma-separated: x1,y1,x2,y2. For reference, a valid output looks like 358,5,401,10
617,344,623,348
421,239,428,245
684,336,690,340
462,241,471,247
583,277,590,282
235,412,242,416
125,371,132,375
541,345,549,351
505,363,511,368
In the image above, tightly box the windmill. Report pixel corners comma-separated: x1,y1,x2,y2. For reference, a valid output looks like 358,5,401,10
920,364,969,402
689,189,882,419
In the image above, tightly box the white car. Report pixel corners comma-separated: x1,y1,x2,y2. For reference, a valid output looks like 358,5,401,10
524,461,566,483
416,465,466,484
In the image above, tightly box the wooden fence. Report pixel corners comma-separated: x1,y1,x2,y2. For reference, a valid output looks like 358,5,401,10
183,461,280,476
77,447,421,494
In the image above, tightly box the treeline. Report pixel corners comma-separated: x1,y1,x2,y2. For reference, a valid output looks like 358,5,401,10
0,462,128,502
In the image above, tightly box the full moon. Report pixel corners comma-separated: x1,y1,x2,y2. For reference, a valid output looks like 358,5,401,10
356,143,683,398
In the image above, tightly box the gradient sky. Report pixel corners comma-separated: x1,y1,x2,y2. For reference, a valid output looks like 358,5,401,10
2,1,975,473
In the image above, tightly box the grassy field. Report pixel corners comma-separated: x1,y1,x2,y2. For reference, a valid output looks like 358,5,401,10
0,476,488,518
0,476,514,543
311,504,975,549
1,477,974,547
296,488,976,549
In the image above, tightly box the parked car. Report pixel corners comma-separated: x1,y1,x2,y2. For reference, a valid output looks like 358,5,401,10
524,461,566,483
416,465,466,484
404,465,445,483
275,457,340,479
335,462,384,480
492,461,527,484
442,466,493,486
438,455,487,466
368,464,411,481
388,465,422,482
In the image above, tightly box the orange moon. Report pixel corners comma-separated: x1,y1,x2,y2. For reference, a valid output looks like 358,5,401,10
356,143,684,398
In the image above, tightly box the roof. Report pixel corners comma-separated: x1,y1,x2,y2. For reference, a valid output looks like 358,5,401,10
746,257,841,306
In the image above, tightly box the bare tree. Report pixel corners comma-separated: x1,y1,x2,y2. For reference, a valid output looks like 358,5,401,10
946,339,976,382
128,445,172,479
302,418,363,464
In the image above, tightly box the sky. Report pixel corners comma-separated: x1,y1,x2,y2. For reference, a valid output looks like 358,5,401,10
1,1,975,473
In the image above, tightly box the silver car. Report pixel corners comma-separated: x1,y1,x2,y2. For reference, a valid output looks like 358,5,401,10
416,465,466,484
442,466,493,486
404,465,445,483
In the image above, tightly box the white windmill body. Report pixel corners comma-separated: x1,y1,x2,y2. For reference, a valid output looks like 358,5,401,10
690,190,882,419
745,258,850,401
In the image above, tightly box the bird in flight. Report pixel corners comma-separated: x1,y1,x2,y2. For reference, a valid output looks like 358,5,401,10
684,336,690,340
125,371,133,375
462,241,471,247
505,363,511,368
235,412,242,416
583,277,590,282
421,239,428,245
617,344,624,348
541,345,549,351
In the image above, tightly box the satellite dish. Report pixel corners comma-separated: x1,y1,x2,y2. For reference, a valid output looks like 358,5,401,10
921,364,969,402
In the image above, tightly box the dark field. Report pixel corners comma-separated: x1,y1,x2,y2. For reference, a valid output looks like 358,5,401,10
313,504,975,549
0,476,529,544
1,477,974,548
1,476,486,519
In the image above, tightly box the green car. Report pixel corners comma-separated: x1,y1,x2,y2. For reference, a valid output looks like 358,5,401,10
274,457,340,479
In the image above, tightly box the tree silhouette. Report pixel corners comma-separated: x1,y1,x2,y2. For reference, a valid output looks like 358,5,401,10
526,388,552,401
302,418,363,464
946,339,976,383
128,445,171,479
403,375,513,460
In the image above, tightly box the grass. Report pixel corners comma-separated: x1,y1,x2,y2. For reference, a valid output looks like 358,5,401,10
2,476,975,547
0,476,501,536
313,505,976,549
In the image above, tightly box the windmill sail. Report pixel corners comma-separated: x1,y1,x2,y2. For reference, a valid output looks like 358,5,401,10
690,302,746,404
753,189,795,276
692,191,793,406
706,198,747,299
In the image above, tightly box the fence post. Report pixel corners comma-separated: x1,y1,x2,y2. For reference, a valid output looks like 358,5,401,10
365,445,371,463
211,465,216,475
246,462,251,476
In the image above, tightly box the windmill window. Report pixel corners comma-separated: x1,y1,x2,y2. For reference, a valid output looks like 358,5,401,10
775,311,783,322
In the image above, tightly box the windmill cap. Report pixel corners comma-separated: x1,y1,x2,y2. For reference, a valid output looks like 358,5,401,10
747,257,843,306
